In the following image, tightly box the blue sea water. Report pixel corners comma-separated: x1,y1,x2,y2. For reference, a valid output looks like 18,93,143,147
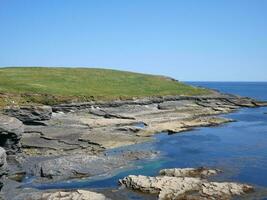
188,82,267,101
25,82,267,199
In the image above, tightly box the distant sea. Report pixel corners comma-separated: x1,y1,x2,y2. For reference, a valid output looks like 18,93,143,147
188,82,267,101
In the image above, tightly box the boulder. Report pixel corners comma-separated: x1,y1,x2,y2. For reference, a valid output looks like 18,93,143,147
4,105,52,124
0,115,23,154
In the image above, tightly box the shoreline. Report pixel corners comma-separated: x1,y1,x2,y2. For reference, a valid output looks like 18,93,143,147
1,93,267,199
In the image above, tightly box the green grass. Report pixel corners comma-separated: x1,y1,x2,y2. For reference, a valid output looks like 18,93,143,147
0,67,210,107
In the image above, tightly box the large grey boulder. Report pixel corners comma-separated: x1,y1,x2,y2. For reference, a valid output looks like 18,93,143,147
4,105,52,124
0,115,23,154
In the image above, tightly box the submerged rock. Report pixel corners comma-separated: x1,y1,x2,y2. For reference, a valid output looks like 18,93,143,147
4,105,52,124
0,115,23,154
119,168,254,200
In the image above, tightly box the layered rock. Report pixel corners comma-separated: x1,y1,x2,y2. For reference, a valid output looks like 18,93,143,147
0,115,23,154
4,105,52,124
119,168,254,200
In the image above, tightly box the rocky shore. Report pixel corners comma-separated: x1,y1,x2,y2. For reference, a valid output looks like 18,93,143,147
0,92,267,199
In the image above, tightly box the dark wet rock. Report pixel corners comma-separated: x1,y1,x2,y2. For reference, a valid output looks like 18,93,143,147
88,108,135,120
0,115,23,154
119,167,254,200
116,126,142,133
4,105,52,124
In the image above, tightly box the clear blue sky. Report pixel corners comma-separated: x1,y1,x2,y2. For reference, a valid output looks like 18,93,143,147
0,0,266,81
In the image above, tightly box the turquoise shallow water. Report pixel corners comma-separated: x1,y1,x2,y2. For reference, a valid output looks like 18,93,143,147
24,82,267,199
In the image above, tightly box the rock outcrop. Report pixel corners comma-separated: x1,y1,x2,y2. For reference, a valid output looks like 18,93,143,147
4,105,52,124
0,115,23,154
119,168,254,200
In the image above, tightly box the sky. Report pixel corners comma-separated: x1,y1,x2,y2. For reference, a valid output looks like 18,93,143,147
0,0,266,81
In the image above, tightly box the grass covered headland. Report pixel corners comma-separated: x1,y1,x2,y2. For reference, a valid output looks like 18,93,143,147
0,67,210,107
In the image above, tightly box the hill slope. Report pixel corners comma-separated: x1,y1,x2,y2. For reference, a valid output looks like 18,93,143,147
0,67,210,107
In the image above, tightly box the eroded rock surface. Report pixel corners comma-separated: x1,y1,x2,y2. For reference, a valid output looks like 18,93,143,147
119,168,254,200
0,115,23,154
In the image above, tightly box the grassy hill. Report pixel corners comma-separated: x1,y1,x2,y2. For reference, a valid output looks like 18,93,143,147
0,67,210,107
